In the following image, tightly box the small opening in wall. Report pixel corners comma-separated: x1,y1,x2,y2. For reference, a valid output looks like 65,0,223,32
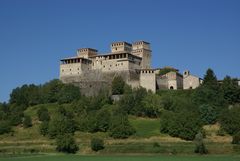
189,87,193,89
115,48,117,50
170,86,174,90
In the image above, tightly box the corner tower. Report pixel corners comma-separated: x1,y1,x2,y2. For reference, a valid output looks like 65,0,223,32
132,41,152,69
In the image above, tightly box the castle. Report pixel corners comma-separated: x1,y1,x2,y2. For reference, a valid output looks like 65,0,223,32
60,41,202,95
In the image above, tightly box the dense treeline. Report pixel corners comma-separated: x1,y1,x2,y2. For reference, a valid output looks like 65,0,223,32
0,68,240,153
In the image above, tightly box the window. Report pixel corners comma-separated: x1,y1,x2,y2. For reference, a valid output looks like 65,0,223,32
70,69,71,71
115,47,117,50
170,86,174,90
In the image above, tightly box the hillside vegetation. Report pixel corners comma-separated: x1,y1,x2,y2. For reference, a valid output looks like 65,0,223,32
0,68,240,155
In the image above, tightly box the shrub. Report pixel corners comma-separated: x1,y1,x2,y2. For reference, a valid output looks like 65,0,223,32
91,138,104,151
199,104,217,124
111,76,125,95
219,105,240,135
0,121,11,135
39,121,49,136
23,115,32,128
194,132,208,154
37,107,50,122
56,134,79,153
232,131,240,144
160,110,202,140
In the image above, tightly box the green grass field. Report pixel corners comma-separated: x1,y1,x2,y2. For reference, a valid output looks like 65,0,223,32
0,155,240,161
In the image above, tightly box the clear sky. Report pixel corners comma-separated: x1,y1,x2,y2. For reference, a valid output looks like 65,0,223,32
0,0,240,102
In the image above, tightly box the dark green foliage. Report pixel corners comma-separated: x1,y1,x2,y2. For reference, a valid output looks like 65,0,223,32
0,121,12,135
48,107,76,138
141,93,162,117
118,87,148,116
199,104,217,124
221,76,240,104
23,115,32,128
91,138,104,151
111,76,125,95
160,110,202,140
9,104,25,126
158,67,177,76
194,132,208,154
37,106,50,122
56,134,79,153
10,84,42,107
95,108,111,132
0,103,10,121
219,105,240,135
39,121,49,136
109,112,135,139
232,131,240,144
57,84,81,104
202,68,218,89
42,79,63,103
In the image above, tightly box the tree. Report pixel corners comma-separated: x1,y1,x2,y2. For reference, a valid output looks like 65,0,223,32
91,138,104,151
95,108,111,132
232,131,240,145
198,104,217,125
37,106,50,122
57,84,81,104
219,105,240,135
42,79,63,103
109,112,135,139
160,110,202,140
48,107,76,138
141,93,162,117
56,134,79,153
0,121,12,135
202,68,218,89
194,132,208,154
111,76,125,95
39,121,49,136
23,115,32,128
221,76,240,104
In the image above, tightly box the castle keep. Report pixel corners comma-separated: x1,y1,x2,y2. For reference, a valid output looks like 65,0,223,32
60,41,202,95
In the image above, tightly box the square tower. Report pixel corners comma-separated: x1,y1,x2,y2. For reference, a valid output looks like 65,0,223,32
77,48,98,58
132,41,152,69
111,41,132,53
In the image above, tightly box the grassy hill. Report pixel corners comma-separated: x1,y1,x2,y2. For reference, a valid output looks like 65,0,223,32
0,103,239,156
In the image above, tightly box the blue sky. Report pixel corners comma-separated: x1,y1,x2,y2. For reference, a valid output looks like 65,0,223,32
0,0,240,102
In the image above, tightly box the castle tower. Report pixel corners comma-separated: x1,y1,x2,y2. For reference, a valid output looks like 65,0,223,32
111,41,132,53
132,41,152,69
77,48,98,58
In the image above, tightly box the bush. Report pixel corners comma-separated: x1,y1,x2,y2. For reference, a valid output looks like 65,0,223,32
111,76,125,95
194,132,208,154
219,105,240,135
56,134,79,153
199,104,217,124
37,107,50,122
160,110,202,140
232,131,240,144
39,121,49,136
0,121,12,135
91,138,104,151
23,115,32,128
109,113,135,139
